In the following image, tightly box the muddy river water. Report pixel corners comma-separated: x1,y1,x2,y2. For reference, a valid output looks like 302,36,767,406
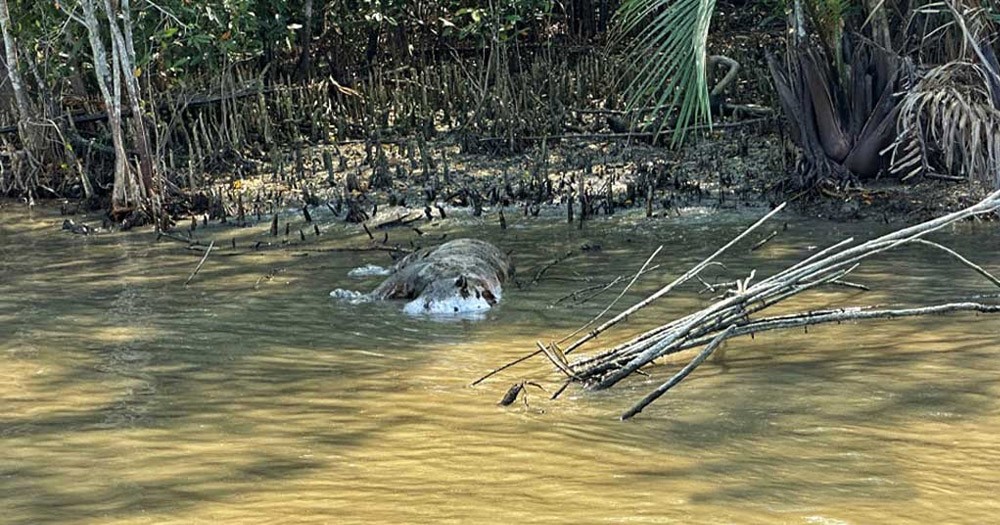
2,203,999,524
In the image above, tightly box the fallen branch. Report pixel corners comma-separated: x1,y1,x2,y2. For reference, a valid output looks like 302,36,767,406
552,264,662,306
524,250,576,287
621,326,736,420
474,203,784,387
750,230,778,251
184,240,215,286
914,239,1000,289
482,190,1000,419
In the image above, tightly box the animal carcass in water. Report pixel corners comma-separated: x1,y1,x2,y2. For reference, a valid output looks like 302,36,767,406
371,239,512,315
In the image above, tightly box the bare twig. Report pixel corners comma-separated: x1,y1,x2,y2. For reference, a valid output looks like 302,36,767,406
536,341,579,379
525,250,576,287
556,246,664,344
487,191,1000,419
750,230,778,251
184,240,215,286
552,264,662,306
621,326,736,420
914,239,1000,289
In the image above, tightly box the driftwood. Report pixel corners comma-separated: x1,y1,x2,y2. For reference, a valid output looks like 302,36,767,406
485,190,1000,419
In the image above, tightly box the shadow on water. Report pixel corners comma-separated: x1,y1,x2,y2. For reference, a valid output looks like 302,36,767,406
614,316,998,507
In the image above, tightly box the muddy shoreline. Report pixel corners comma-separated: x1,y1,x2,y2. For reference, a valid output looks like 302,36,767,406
3,128,994,230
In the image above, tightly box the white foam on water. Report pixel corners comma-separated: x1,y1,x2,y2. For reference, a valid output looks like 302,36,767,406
329,289,373,304
347,264,391,277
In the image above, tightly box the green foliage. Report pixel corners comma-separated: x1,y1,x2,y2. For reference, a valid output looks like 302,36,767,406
138,0,294,79
7,0,79,77
444,0,554,41
614,0,716,146
5,0,564,92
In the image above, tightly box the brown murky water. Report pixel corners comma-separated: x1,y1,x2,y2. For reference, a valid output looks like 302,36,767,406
2,203,999,524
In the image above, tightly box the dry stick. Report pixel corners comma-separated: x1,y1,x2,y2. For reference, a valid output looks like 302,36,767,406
829,280,871,291
535,341,579,379
560,203,787,357
620,326,736,421
527,250,575,287
556,245,664,345
619,301,1000,419
553,264,663,306
184,240,215,286
914,239,1000,289
584,191,1000,393
472,351,540,387
750,230,778,252
553,276,622,306
472,248,663,387
676,302,1000,351
574,268,662,303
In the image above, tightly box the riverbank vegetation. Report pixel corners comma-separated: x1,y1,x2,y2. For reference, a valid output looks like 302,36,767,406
0,0,998,227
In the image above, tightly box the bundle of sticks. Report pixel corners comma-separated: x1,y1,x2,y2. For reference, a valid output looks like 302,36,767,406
480,190,1000,420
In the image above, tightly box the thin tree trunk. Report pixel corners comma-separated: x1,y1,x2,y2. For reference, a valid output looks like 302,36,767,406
102,0,156,216
22,42,94,199
0,0,40,157
80,0,137,214
295,0,315,80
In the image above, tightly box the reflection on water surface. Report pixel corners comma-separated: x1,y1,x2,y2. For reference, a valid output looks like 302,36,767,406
2,204,999,524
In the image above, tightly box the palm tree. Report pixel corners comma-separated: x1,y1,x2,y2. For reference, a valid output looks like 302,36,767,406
614,0,1000,187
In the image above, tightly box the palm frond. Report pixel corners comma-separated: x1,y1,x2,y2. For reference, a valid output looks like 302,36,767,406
890,61,1000,184
891,0,1000,186
613,0,716,146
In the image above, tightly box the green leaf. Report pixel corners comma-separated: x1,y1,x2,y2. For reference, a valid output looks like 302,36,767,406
613,0,717,146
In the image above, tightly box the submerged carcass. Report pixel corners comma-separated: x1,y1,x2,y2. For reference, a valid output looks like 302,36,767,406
370,239,512,315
